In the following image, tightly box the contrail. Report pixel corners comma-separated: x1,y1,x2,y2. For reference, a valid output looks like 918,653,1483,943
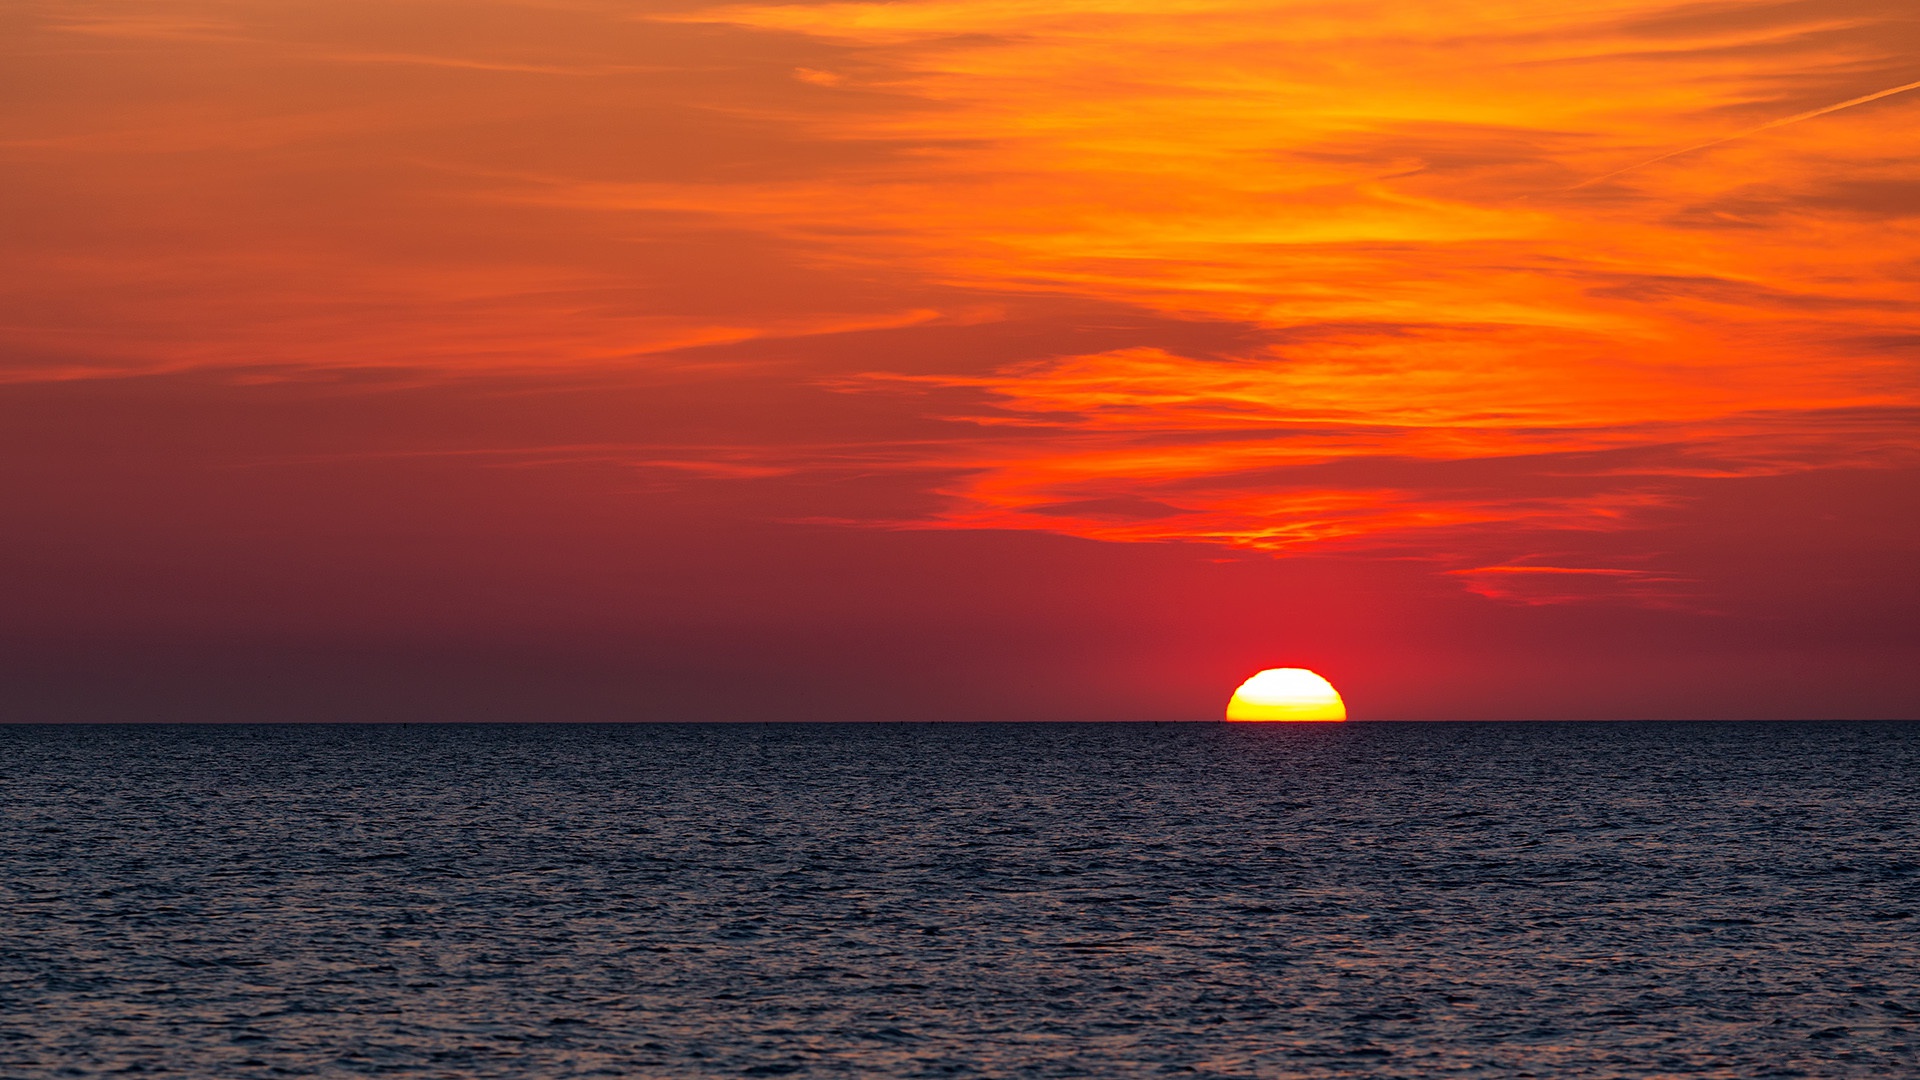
1571,76,1920,189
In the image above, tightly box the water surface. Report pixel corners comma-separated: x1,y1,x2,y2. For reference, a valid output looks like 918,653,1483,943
3,721,1916,1076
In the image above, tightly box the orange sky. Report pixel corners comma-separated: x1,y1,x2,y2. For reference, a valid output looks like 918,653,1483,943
3,0,1917,718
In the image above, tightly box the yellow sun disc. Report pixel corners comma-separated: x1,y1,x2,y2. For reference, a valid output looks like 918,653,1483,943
1226,668,1347,722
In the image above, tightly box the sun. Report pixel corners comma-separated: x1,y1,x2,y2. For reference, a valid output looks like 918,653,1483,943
1226,668,1347,722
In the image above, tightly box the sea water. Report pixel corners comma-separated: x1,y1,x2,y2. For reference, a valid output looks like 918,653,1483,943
2,721,1916,1077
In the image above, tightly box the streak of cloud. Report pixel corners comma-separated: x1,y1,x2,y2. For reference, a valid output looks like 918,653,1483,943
6,0,1919,610
1573,76,1920,189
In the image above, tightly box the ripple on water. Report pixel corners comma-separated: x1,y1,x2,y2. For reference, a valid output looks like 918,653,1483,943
1,720,1918,1077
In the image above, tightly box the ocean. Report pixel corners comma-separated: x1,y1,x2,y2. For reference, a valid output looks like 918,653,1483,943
2,721,1916,1077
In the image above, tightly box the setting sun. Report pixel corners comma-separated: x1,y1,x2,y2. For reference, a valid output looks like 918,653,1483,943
1226,669,1347,722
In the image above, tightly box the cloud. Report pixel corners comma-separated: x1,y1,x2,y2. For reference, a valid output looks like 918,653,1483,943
1572,76,1920,188
7,0,1920,607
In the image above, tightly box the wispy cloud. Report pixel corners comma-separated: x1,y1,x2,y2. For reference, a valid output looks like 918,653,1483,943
1573,75,1920,188
6,0,1918,606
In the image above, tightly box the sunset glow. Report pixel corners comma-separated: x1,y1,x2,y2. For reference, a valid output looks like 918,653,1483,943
10,2,1912,570
3,0,1918,721
8,5,1916,1070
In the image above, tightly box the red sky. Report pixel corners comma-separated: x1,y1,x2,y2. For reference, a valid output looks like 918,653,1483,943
3,0,1917,720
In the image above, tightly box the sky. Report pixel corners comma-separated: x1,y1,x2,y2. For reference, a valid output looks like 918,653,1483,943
2,0,1916,721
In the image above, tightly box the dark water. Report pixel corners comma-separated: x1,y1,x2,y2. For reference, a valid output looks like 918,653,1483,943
3,722,1917,1078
